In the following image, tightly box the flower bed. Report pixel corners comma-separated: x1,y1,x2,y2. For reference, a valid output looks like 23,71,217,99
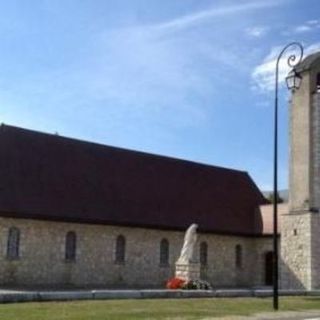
166,277,186,289
166,278,212,290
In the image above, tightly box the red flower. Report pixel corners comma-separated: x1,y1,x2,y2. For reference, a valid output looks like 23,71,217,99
166,277,186,289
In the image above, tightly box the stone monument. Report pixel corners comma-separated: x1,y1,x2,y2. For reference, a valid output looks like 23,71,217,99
175,223,200,281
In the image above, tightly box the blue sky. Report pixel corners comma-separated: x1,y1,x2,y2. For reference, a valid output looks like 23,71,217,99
1,0,320,190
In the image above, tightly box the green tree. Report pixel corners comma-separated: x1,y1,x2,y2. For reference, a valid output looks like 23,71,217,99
268,192,284,204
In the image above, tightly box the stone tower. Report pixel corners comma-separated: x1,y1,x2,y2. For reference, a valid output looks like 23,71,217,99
281,52,320,290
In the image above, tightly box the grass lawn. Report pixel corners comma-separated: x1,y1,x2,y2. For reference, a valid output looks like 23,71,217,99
0,297,319,320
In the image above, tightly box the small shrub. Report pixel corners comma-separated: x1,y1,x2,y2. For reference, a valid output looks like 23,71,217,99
182,279,212,290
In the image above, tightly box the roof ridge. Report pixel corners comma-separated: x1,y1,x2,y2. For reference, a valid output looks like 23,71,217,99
0,123,247,175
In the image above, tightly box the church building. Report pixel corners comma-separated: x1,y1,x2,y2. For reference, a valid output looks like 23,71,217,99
0,124,273,288
0,51,319,290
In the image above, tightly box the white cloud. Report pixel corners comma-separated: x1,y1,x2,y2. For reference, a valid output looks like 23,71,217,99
88,2,284,128
1,0,288,132
149,0,284,34
245,26,269,38
294,25,312,33
252,43,320,92
284,19,320,35
307,19,319,25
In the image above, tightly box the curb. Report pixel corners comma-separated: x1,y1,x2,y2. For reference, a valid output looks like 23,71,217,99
0,289,317,303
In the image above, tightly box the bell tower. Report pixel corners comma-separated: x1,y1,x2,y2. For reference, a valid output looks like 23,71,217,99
281,52,320,290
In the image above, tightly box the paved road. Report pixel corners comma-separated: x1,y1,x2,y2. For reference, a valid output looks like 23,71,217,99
252,313,320,320
286,318,320,320
215,312,320,320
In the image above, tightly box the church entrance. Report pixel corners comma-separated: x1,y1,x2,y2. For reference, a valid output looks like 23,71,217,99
265,251,273,286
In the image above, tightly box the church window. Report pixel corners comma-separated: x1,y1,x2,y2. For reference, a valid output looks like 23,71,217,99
115,235,126,264
65,231,76,262
7,227,20,260
235,244,243,269
200,241,208,266
160,238,169,266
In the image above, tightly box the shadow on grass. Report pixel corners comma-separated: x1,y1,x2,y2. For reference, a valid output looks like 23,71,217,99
301,297,320,301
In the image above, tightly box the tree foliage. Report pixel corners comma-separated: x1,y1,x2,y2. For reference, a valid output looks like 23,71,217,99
268,192,284,204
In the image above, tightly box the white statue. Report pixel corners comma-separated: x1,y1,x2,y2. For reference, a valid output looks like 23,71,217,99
177,224,198,264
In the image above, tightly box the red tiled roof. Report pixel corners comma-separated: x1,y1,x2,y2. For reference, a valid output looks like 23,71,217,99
258,203,288,235
0,124,268,235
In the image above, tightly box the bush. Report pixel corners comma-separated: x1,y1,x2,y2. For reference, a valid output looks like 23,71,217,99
181,279,212,290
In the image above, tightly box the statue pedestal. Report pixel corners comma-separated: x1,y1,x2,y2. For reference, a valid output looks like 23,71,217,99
175,262,200,281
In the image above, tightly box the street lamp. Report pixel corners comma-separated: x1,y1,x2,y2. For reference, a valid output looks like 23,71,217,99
286,69,303,91
273,42,303,310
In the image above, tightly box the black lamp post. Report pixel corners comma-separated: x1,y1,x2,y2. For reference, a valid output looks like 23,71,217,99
273,42,303,310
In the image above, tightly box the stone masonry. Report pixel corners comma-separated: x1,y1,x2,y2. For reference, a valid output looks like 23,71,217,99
0,217,272,288
312,93,320,209
281,53,320,290
175,262,200,281
281,212,312,289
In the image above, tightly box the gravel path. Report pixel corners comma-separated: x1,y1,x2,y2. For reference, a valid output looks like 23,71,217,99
203,310,320,320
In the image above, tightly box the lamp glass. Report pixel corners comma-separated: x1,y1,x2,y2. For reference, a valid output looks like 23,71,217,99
286,74,295,90
294,73,302,89
286,70,302,90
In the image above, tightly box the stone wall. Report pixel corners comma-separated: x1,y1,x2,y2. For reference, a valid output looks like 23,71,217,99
289,71,312,211
281,60,320,290
0,217,272,288
310,212,320,289
312,93,320,209
281,210,320,290
280,212,312,290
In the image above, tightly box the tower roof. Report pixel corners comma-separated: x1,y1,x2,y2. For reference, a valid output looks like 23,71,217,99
295,51,320,73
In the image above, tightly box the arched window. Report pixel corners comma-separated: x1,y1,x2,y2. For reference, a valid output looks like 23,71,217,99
65,231,76,262
7,227,20,259
200,241,208,266
235,244,242,269
115,235,126,264
160,238,169,266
